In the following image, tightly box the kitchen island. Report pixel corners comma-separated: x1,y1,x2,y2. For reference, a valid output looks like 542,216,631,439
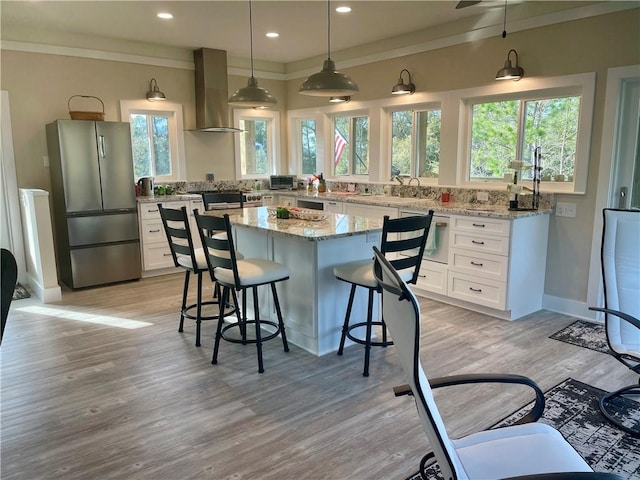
210,207,384,356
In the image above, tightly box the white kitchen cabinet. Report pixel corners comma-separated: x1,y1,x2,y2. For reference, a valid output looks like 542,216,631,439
138,196,202,277
446,213,549,320
324,200,344,213
344,203,398,219
277,194,297,207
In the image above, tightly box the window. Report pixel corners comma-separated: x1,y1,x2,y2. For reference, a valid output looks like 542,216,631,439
334,114,369,176
234,109,280,179
130,114,171,178
119,100,186,182
296,118,318,176
391,108,441,178
469,96,580,183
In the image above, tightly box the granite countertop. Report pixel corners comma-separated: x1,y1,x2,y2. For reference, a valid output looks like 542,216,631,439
204,206,383,242
276,191,551,219
136,194,201,204
136,191,551,219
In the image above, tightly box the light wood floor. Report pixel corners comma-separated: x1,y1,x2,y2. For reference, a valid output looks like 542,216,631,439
1,273,635,480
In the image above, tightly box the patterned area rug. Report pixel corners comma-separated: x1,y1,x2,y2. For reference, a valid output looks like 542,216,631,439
406,378,640,480
550,320,610,354
12,282,31,300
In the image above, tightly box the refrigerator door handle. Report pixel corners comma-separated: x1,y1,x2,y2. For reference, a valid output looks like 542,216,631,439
99,135,106,158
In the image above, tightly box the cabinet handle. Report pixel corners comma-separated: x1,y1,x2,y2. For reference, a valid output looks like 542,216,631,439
147,209,158,213
469,287,482,293
163,253,172,257
418,274,427,278
149,229,161,233
471,240,485,245
470,261,484,267
472,223,485,228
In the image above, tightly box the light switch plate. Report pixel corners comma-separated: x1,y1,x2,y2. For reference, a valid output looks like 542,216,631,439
556,202,577,217
43,155,49,167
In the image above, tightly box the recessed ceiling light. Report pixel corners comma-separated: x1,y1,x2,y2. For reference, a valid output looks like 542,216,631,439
335,6,351,13
157,12,173,20
266,32,279,38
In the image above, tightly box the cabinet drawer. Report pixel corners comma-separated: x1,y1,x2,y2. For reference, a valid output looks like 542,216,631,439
140,203,161,220
190,199,205,214
451,216,510,237
451,232,509,256
143,243,175,270
416,261,448,295
448,272,506,310
141,220,167,244
449,249,508,282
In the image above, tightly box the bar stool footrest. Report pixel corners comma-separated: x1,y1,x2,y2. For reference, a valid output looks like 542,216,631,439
183,300,238,321
345,321,394,347
220,320,282,344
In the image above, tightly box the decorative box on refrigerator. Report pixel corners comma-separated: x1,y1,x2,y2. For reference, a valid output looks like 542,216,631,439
46,119,141,288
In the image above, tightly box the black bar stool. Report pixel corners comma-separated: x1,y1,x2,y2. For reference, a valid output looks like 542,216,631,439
334,212,434,376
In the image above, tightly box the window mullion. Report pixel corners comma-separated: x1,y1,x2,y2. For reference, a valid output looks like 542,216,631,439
411,110,419,177
147,117,157,177
516,100,526,161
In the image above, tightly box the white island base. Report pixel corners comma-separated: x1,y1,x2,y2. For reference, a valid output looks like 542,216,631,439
218,207,384,357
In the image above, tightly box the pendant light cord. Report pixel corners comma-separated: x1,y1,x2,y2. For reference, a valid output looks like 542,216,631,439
502,0,508,38
249,0,255,77
327,0,331,60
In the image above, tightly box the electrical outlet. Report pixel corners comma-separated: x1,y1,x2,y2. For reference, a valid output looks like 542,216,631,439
43,155,49,167
556,202,577,218
476,191,489,202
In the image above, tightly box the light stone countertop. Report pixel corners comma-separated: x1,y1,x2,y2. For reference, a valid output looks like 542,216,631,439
275,191,552,219
204,206,383,242
136,191,552,219
136,194,201,204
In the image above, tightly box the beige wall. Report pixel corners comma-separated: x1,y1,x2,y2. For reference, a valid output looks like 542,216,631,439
1,8,639,307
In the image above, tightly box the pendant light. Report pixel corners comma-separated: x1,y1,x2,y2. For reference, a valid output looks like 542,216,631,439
228,0,277,108
298,0,359,97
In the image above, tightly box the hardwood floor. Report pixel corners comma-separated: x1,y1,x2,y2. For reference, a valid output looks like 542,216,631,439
1,274,635,480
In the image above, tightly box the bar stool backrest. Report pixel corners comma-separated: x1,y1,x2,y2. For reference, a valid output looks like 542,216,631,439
158,204,198,270
194,211,241,288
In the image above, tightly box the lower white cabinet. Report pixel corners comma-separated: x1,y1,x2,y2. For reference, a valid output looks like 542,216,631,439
444,213,549,320
138,196,202,277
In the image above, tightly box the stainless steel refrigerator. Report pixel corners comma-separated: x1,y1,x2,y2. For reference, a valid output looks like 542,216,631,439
46,119,141,289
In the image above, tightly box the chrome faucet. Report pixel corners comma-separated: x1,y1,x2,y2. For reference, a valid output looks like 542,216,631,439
391,175,404,185
408,177,420,186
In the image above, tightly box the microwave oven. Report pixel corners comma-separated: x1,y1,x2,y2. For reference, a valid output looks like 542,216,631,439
270,175,297,190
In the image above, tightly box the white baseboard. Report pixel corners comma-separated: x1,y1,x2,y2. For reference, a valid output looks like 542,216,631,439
27,274,62,303
542,294,602,322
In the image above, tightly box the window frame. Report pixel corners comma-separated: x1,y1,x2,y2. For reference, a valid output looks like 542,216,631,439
387,102,442,184
290,114,325,177
330,109,370,179
458,73,595,194
119,100,186,182
233,108,281,179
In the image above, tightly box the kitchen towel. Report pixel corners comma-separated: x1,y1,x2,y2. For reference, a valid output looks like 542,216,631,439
424,227,438,255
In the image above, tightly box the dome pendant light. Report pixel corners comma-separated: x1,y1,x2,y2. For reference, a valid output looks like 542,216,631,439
228,0,277,108
298,0,359,97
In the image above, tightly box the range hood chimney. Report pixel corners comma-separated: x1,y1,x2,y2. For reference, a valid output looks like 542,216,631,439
193,48,241,132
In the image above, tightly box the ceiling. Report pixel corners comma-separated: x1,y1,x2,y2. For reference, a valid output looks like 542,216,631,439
0,1,610,67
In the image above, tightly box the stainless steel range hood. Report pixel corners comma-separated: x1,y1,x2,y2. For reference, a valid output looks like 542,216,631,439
193,48,241,132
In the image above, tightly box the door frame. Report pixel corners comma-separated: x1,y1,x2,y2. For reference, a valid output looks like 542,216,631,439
0,90,27,283
586,65,640,317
